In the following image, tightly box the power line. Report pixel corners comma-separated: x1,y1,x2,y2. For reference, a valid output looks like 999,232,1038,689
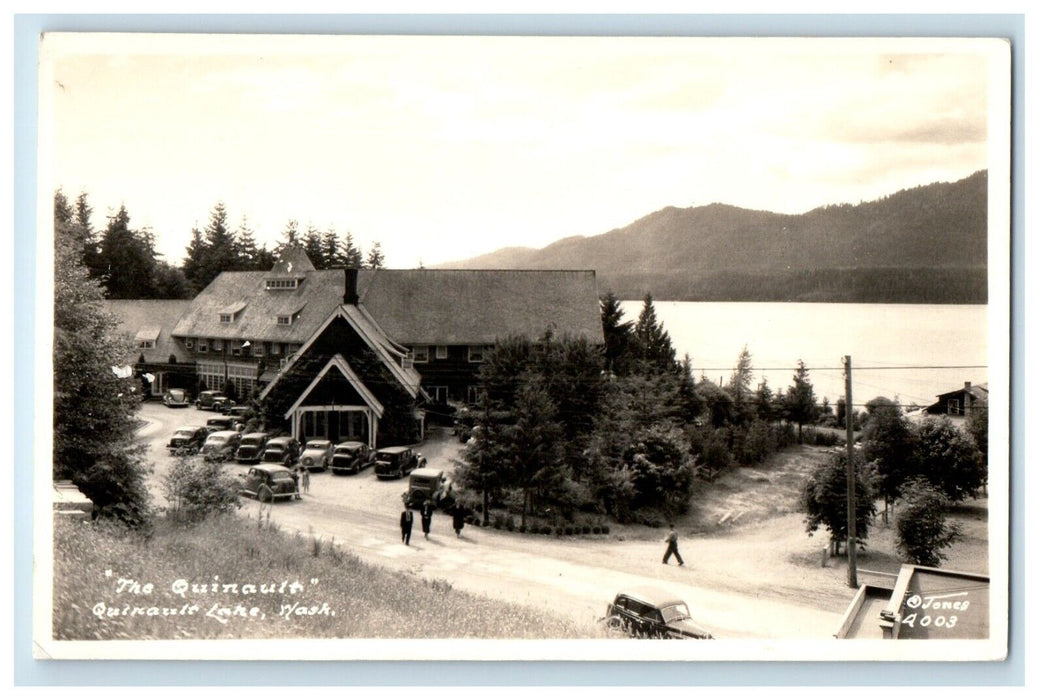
694,365,987,372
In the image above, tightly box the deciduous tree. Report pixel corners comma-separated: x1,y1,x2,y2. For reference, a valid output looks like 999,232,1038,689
894,477,962,566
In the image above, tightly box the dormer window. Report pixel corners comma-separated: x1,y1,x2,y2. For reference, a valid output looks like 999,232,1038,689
219,300,247,324
277,315,292,326
220,314,233,324
265,278,300,290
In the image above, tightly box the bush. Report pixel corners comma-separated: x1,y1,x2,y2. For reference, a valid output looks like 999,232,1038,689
895,477,963,566
506,516,516,532
541,526,552,535
581,525,591,535
162,457,241,523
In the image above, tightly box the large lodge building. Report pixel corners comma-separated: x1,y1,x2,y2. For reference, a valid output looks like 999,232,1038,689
108,248,604,448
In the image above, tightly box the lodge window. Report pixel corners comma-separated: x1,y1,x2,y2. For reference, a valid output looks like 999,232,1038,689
425,386,448,404
435,345,448,360
288,344,300,354
252,342,264,357
219,314,233,324
265,279,300,290
277,315,292,325
199,340,208,354
185,339,194,350
413,346,429,363
467,385,482,405
231,345,241,356
271,343,282,356
468,346,486,363
212,339,223,352
137,340,155,350
948,398,961,415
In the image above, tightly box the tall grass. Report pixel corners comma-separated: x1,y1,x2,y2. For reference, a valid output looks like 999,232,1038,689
53,514,590,640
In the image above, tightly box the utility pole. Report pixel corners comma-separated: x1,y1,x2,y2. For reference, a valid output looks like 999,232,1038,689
844,355,858,589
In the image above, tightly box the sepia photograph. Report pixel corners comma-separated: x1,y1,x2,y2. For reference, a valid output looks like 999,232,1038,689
32,30,1012,664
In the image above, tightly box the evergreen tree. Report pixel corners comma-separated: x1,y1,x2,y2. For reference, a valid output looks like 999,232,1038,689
256,243,276,271
785,359,818,441
182,226,208,292
54,203,150,524
342,231,364,268
509,374,565,529
366,241,385,269
97,205,158,298
321,226,344,268
755,377,776,422
74,191,100,277
233,215,259,270
727,345,755,424
599,290,634,374
303,224,325,269
632,293,676,373
199,202,237,285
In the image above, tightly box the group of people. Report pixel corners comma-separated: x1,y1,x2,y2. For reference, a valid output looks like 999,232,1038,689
400,502,466,545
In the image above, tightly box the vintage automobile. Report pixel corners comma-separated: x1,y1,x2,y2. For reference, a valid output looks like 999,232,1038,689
166,426,209,455
374,445,425,480
261,436,301,468
200,430,242,462
330,441,376,475
401,467,454,510
299,439,334,472
162,388,190,408
603,587,714,640
195,390,235,412
235,432,270,464
225,405,250,420
205,416,238,432
240,465,299,502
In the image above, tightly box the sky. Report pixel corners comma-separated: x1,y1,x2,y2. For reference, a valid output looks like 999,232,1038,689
42,34,999,268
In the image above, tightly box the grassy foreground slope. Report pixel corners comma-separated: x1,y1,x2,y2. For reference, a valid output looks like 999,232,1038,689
53,513,590,640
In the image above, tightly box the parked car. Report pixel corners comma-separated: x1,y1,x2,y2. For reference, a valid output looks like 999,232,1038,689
240,465,299,502
206,416,238,432
261,436,301,468
374,445,424,480
200,430,242,462
225,405,250,421
196,390,235,412
603,587,714,640
166,426,209,455
299,439,334,472
235,432,270,464
162,388,190,408
330,441,376,475
401,467,454,510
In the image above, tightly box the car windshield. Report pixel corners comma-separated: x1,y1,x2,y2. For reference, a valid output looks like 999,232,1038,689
306,441,329,449
173,430,194,438
205,436,226,445
242,436,264,446
660,603,691,623
169,390,184,398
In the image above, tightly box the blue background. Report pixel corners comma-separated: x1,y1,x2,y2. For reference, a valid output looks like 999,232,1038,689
13,12,1026,687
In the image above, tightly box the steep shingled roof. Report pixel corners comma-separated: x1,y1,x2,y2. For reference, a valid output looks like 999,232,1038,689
104,299,193,364
356,269,604,345
171,269,345,343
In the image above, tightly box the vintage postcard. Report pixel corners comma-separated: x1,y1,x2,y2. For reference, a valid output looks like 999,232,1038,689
34,32,1011,662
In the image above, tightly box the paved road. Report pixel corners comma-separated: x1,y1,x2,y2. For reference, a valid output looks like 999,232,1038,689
140,402,843,639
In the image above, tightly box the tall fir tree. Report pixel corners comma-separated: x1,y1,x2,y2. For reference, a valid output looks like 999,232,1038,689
233,215,259,270
366,241,385,269
599,290,634,374
182,226,208,292
632,293,676,374
785,359,818,441
303,224,325,268
199,202,237,285
321,226,344,268
342,230,364,268
98,204,158,298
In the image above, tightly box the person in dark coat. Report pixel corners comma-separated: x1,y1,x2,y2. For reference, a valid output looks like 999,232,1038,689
662,523,684,565
420,501,434,539
400,507,414,546
452,505,465,538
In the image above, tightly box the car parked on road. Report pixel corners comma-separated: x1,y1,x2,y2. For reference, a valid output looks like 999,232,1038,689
330,441,376,475
261,436,301,468
235,432,270,464
240,465,299,502
603,587,714,640
162,388,190,408
196,390,235,412
166,426,209,455
201,430,242,462
401,467,454,510
299,439,334,471
374,445,424,479
205,416,238,432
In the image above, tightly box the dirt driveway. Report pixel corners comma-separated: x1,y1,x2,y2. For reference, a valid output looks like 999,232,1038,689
137,402,986,640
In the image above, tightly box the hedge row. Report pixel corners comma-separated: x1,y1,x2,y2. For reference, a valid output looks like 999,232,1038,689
464,514,609,537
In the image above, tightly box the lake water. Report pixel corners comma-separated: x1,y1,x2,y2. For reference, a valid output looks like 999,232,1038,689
621,301,989,409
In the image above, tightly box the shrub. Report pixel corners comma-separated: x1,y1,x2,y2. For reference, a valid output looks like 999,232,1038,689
162,456,241,523
555,527,564,537
895,477,963,566
601,525,610,535
581,525,591,535
506,516,516,532
541,526,552,536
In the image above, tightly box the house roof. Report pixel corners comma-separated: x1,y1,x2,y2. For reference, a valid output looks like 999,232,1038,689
935,382,989,402
171,269,346,343
356,269,604,345
105,299,193,364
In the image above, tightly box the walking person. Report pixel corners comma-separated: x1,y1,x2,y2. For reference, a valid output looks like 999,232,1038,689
662,523,684,566
452,504,465,539
400,507,414,546
420,501,434,540
300,465,310,494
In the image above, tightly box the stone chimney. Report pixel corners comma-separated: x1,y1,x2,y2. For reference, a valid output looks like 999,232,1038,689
344,268,359,305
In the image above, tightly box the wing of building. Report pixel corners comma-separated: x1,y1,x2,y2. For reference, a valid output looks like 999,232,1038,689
107,252,603,448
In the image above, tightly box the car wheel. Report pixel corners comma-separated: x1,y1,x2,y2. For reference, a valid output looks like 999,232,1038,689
606,615,626,633
258,485,272,503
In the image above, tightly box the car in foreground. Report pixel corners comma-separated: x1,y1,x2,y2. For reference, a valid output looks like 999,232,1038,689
330,441,376,475
261,436,301,468
299,439,334,472
196,390,235,412
162,388,190,408
373,445,424,479
603,587,714,640
201,430,242,462
401,467,454,510
235,432,270,464
166,426,209,455
240,465,299,502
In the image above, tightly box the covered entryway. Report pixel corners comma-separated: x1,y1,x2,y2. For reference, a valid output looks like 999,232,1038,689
283,354,384,449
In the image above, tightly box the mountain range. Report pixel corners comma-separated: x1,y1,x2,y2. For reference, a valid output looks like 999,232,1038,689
435,170,988,303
